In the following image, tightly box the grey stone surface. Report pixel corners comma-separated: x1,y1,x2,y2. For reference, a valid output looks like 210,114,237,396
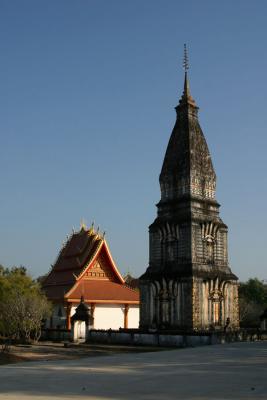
140,72,239,331
0,341,266,399
88,330,214,347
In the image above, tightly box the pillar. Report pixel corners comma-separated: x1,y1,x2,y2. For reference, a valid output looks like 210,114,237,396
90,303,95,328
124,304,129,329
66,302,72,330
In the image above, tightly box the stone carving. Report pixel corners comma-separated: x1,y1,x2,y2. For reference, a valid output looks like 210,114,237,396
201,222,219,264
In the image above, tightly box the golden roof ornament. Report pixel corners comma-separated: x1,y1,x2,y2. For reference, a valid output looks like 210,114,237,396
88,221,95,235
80,218,87,231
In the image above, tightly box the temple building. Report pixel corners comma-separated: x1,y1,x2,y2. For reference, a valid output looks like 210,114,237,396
42,224,139,334
140,48,239,331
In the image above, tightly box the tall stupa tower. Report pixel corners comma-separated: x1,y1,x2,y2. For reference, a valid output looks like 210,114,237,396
139,46,239,330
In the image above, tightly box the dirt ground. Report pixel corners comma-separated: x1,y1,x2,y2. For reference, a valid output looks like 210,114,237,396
0,341,163,365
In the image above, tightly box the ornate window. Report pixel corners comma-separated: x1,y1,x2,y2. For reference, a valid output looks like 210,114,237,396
158,222,179,263
165,238,177,261
205,235,215,263
201,222,219,264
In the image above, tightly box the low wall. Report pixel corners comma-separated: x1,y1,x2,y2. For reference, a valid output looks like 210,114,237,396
41,328,267,346
88,330,216,347
87,329,267,347
41,328,71,341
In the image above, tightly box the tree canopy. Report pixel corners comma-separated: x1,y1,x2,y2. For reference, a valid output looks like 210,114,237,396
0,266,51,343
239,278,267,327
239,278,267,305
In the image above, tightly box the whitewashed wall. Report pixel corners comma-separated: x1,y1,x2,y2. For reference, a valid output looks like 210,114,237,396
47,303,140,330
70,303,140,330
94,304,124,329
128,305,140,328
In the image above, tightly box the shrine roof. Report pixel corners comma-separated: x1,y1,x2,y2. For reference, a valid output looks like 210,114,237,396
43,284,72,301
52,226,103,274
66,280,139,303
42,224,125,299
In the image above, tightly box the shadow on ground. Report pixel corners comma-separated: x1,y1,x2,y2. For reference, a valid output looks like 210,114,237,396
0,341,267,399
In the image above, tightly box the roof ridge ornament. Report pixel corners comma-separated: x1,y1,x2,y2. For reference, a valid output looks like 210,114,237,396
87,221,95,235
80,218,87,231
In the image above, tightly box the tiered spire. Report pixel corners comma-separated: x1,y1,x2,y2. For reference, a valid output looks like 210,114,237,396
159,44,215,202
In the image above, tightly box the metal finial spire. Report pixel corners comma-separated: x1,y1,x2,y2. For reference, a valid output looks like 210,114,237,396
178,43,197,107
183,43,189,72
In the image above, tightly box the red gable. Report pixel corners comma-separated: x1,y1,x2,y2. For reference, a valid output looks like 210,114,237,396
42,225,139,304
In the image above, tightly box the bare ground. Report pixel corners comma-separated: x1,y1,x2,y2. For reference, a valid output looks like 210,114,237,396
0,341,163,365
1,342,267,399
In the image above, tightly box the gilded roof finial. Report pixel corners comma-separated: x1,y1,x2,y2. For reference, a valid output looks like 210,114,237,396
88,221,95,235
183,43,189,72
80,218,87,230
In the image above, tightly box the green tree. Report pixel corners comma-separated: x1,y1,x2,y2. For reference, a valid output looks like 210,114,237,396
0,266,51,345
239,278,267,304
239,278,267,327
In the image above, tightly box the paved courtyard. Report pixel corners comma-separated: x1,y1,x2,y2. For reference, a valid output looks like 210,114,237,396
0,341,266,400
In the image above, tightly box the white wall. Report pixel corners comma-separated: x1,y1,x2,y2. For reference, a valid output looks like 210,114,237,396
70,305,77,317
45,304,139,329
128,305,140,328
69,303,140,330
94,304,124,329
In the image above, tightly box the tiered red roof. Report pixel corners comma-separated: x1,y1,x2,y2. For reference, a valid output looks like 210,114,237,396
42,225,139,304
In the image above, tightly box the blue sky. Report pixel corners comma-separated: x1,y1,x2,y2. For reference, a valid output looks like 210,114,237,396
0,0,266,281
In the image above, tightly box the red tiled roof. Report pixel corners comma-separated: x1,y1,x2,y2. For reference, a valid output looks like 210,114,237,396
64,231,92,257
42,226,126,302
66,280,139,303
43,228,102,289
43,269,79,286
43,284,72,301
53,230,102,274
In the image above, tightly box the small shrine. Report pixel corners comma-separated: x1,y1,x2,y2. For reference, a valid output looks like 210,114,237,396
71,296,93,342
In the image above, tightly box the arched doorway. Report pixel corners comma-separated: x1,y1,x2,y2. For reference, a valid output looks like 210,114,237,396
71,296,93,343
